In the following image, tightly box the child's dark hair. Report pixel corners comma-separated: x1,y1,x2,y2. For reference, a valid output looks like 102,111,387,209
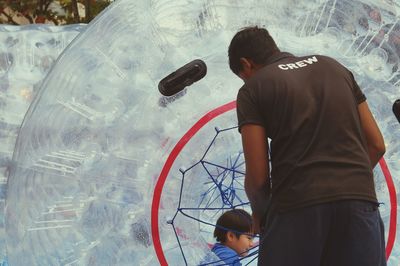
213,209,253,243
228,26,280,75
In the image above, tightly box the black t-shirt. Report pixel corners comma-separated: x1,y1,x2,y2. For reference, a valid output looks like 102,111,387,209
237,52,377,212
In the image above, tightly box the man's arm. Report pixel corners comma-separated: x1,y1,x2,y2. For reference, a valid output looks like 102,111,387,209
241,124,270,233
358,101,386,168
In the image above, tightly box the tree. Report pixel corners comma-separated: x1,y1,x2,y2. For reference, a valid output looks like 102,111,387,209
0,0,61,24
0,0,112,25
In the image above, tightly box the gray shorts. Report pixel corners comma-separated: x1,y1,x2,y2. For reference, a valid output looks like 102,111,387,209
257,200,386,266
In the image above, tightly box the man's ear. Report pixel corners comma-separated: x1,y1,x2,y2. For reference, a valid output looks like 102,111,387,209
239,58,262,80
240,58,252,71
239,58,253,80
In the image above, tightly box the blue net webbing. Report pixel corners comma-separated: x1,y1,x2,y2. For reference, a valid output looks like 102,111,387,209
168,126,260,265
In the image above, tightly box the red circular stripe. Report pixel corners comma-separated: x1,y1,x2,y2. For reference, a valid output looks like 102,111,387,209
379,158,397,259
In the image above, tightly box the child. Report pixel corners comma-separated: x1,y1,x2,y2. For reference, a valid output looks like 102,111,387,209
212,209,254,265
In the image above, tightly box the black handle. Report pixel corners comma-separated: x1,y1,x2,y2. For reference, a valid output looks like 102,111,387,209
158,59,207,97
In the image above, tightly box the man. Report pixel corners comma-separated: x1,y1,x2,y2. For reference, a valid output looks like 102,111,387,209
228,26,386,266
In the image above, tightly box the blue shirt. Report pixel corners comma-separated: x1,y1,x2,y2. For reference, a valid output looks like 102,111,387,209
211,243,241,265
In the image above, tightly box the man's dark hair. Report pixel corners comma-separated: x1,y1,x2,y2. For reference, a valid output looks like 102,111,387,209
228,26,280,75
213,209,253,243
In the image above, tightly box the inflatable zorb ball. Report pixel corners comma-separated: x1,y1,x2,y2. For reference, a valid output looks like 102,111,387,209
4,0,400,265
0,24,84,264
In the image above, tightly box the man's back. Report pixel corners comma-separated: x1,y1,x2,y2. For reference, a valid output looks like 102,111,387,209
237,53,377,211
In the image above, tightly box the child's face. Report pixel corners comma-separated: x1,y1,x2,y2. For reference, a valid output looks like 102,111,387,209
227,232,254,257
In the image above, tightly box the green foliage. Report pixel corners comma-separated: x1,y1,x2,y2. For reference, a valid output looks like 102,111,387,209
0,0,112,25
